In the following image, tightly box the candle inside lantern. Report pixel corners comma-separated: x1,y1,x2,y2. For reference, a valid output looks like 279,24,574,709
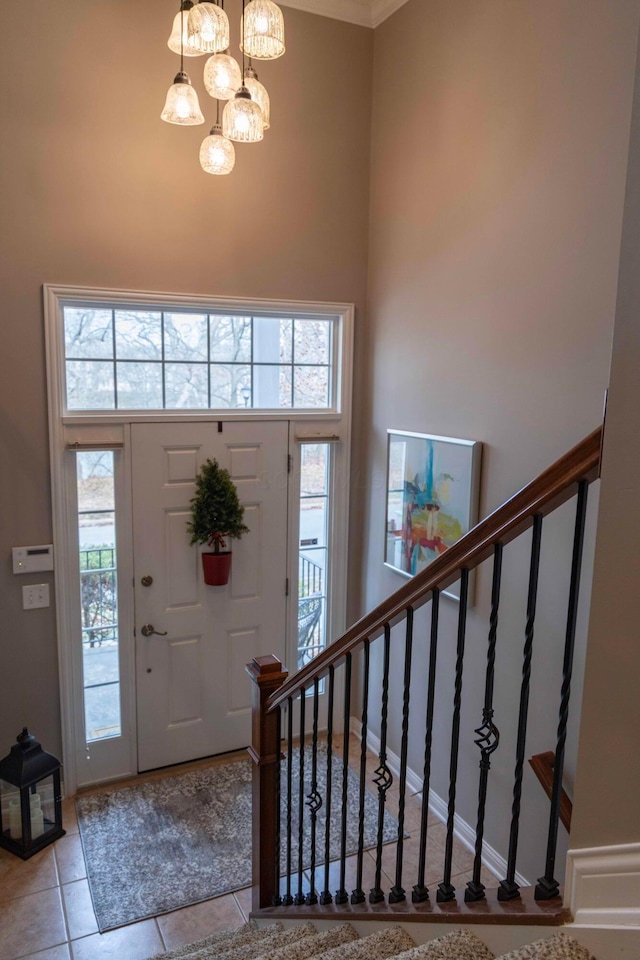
30,806,44,839
9,799,22,839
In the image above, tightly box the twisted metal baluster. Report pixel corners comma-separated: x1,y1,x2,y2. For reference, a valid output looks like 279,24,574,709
390,608,414,903
282,697,294,905
437,573,469,903
335,653,352,904
465,543,503,902
305,679,321,904
320,665,335,904
536,481,588,900
499,516,543,901
352,640,370,904
370,624,393,904
414,591,441,902
294,691,306,905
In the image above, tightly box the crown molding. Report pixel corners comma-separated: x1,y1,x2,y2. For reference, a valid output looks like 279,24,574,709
281,0,409,28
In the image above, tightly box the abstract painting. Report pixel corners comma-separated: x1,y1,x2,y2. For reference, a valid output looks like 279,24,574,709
385,431,482,600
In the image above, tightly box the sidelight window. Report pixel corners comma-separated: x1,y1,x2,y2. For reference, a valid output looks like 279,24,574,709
297,443,330,669
75,451,122,742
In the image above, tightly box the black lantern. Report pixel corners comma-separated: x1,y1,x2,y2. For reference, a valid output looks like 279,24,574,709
0,728,65,859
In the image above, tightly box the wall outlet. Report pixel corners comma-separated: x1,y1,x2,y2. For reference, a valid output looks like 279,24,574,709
22,584,50,610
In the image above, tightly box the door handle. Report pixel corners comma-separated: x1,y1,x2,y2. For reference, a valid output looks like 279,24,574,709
140,624,168,637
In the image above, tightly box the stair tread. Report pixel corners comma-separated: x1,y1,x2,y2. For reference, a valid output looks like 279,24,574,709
495,932,595,960
393,929,495,960
252,924,359,960
310,925,416,960
158,922,316,960
150,921,281,960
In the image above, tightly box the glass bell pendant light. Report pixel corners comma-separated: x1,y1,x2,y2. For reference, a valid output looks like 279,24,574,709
200,123,236,175
167,0,203,56
204,52,242,100
243,64,270,129
241,0,285,60
161,72,205,125
188,1,229,55
222,86,264,142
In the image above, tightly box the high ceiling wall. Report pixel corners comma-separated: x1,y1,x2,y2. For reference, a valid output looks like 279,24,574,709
362,0,639,877
0,0,373,759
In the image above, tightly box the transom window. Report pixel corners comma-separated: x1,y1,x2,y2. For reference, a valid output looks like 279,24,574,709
63,307,334,411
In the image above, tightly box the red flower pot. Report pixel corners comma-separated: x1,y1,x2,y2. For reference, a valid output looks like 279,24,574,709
202,551,232,586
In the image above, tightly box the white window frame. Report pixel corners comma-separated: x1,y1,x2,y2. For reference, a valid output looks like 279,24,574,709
45,285,354,794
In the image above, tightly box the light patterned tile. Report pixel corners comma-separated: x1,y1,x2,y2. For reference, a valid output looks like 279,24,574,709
69,919,162,960
481,865,500,888
61,800,79,836
381,835,446,888
157,894,244,951
14,946,71,960
306,850,393,898
54,836,86,885
0,848,58,904
450,838,476,874
233,887,252,922
0,887,66,960
61,880,98,941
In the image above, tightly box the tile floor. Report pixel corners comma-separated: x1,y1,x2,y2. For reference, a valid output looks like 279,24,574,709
0,737,497,960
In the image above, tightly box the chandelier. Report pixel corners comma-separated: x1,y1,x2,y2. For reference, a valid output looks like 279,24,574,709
161,0,285,176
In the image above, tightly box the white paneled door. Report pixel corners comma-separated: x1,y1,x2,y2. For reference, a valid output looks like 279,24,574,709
132,421,289,771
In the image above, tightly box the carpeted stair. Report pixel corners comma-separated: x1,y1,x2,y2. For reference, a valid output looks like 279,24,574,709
152,921,596,960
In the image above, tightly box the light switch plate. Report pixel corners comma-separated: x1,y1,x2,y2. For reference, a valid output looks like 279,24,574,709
22,584,50,610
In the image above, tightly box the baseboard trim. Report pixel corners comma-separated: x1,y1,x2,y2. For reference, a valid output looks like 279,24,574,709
566,843,640,927
350,718,529,889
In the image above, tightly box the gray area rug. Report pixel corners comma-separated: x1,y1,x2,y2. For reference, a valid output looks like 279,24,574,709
76,744,399,931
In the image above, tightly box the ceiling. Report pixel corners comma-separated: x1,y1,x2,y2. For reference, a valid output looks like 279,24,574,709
281,0,410,29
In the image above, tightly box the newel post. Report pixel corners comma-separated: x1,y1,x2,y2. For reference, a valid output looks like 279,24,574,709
246,654,288,912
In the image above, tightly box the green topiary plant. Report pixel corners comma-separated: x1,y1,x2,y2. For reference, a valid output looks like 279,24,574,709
187,458,249,554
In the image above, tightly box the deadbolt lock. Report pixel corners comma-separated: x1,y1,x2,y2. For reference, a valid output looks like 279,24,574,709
141,575,153,587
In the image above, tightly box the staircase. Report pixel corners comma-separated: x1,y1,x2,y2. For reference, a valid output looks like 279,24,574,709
246,428,602,924
152,920,596,960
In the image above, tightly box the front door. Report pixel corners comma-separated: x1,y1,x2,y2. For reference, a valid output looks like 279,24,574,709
132,420,289,771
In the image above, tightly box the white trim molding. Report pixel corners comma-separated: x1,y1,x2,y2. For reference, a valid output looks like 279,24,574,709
566,843,640,927
44,284,354,794
281,0,409,28
350,719,529,889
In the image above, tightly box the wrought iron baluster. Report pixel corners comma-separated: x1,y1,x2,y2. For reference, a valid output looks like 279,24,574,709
335,653,352,904
465,543,503,902
352,641,370,904
320,665,335,904
390,608,414,903
305,679,321,904
294,690,306,905
499,516,543,901
435,572,468,902
536,481,588,900
414,590,441,903
370,624,393,904
283,697,294,905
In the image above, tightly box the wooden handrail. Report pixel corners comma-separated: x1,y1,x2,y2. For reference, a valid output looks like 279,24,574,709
267,426,601,713
529,751,573,832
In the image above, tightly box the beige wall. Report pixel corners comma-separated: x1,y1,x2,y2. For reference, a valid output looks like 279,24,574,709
362,0,639,880
572,20,640,850
0,1,373,759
